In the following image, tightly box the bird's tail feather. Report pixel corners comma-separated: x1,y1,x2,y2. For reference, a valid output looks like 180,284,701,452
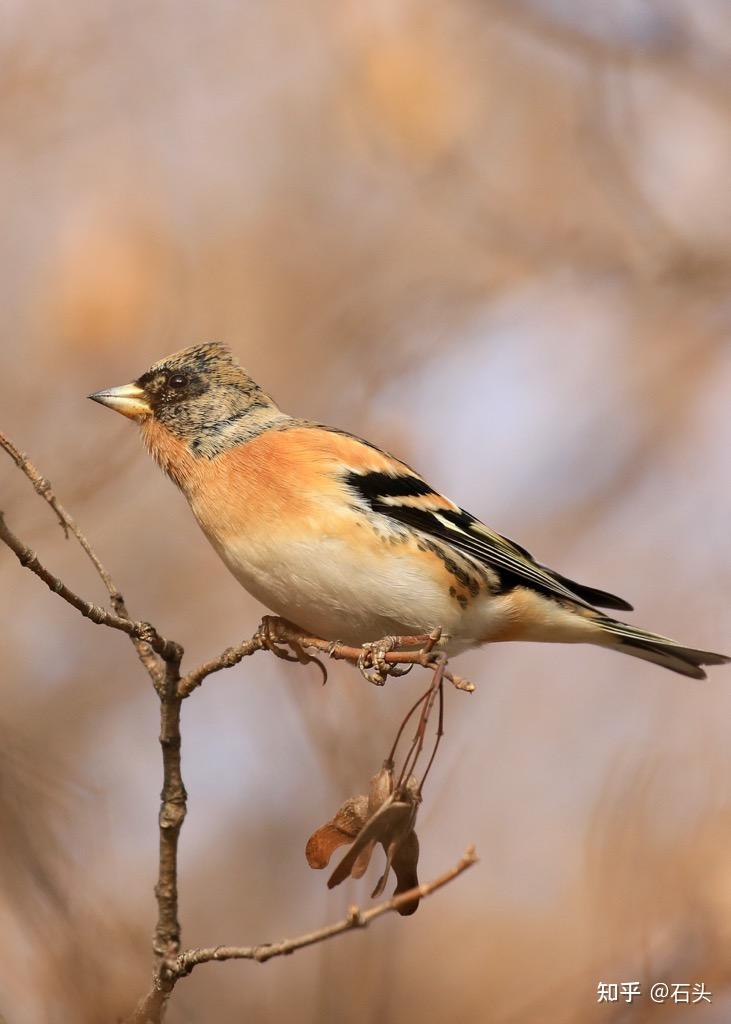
596,617,729,679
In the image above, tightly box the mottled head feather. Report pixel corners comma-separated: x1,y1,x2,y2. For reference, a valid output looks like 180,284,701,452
146,342,240,383
135,342,287,457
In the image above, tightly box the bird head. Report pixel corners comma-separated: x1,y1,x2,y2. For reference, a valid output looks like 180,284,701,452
89,342,282,457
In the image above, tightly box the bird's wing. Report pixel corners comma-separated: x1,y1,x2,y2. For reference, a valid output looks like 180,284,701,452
342,455,632,612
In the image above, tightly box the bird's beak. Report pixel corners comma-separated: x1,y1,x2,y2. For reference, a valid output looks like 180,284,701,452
88,382,152,420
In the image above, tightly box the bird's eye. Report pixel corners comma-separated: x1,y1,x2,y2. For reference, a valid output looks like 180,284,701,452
167,372,188,390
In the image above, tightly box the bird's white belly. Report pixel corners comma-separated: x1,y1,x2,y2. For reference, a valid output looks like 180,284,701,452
204,527,482,649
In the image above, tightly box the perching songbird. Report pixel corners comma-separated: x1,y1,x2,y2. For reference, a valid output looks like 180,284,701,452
90,342,728,679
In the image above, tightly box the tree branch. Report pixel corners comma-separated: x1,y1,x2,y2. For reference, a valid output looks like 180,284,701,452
127,846,477,1022
153,659,186,964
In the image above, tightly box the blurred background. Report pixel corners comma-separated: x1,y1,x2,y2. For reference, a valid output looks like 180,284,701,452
1,1,730,1021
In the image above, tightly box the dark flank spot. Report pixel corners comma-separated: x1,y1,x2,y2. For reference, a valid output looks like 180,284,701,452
448,583,469,608
423,540,471,590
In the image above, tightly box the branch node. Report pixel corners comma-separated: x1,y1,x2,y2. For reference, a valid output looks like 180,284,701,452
88,603,107,624
346,905,364,927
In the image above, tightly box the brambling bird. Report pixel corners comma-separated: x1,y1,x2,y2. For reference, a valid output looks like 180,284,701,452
90,342,728,679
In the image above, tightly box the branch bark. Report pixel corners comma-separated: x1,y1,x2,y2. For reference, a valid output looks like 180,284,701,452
153,659,186,963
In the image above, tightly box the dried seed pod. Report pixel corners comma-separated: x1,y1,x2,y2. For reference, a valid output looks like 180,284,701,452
305,794,368,869
392,829,420,916
328,794,417,890
309,769,423,912
367,762,394,815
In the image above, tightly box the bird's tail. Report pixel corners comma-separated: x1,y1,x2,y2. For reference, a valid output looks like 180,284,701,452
595,617,729,679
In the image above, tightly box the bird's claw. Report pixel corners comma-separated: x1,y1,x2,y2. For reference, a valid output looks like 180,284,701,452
257,616,329,683
257,616,298,661
357,636,413,686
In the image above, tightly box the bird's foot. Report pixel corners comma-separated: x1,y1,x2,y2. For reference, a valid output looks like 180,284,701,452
357,636,414,686
257,616,328,683
257,615,299,660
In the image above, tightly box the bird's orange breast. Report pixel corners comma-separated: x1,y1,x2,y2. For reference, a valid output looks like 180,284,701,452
142,423,397,544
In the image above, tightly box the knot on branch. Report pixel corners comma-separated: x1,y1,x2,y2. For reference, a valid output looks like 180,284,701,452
36,475,54,502
253,945,277,963
135,621,159,646
135,621,183,665
87,603,107,624
346,905,365,926
220,645,249,668
159,799,187,831
18,545,37,568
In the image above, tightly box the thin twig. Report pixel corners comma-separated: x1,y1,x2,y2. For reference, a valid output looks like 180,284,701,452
398,657,446,791
0,432,166,681
126,844,478,1021
178,637,267,695
387,689,431,766
418,675,445,795
178,844,477,968
0,433,70,536
0,511,178,662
